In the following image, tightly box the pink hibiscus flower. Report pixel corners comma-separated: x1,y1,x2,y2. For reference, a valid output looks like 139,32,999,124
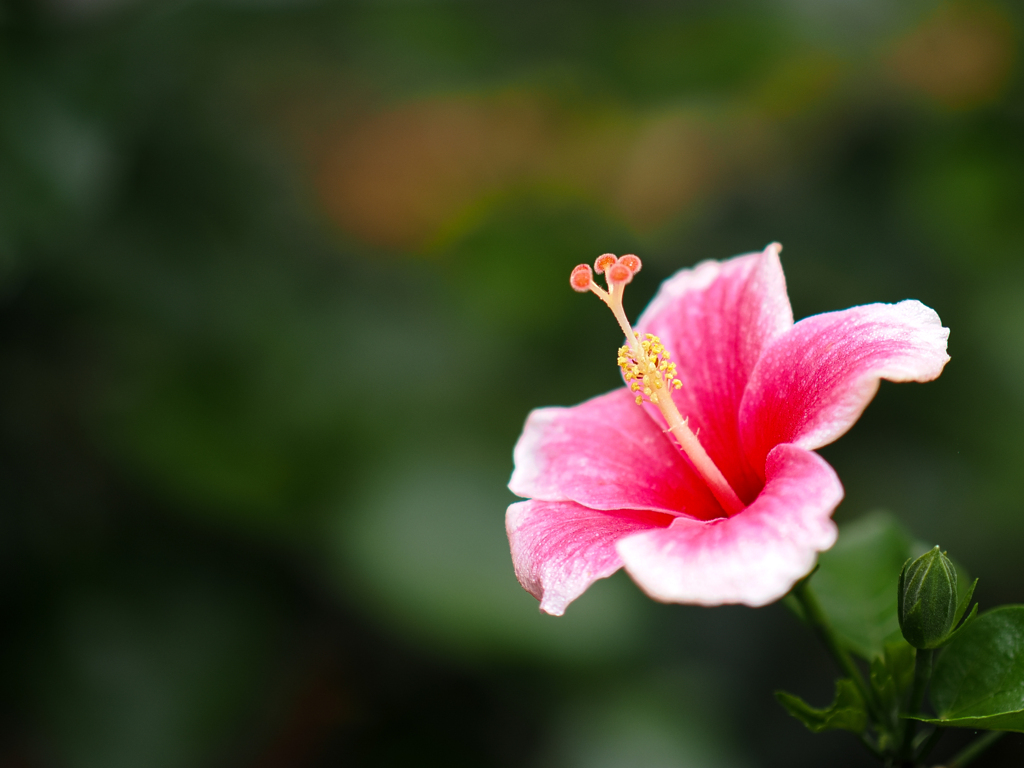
506,244,949,615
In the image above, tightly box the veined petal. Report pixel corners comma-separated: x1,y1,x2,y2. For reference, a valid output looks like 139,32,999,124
509,388,722,520
506,499,671,616
740,300,950,476
615,444,842,607
635,244,794,502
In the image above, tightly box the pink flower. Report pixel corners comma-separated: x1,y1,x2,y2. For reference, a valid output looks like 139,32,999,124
507,244,949,615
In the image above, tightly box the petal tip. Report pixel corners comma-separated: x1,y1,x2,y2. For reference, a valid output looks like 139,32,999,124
538,599,567,617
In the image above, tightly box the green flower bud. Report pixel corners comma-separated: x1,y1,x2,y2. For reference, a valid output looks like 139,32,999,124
898,546,958,649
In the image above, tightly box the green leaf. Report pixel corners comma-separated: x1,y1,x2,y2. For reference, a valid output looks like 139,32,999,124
811,512,916,659
871,642,916,712
942,602,980,647
870,655,900,733
869,642,916,744
884,641,917,700
938,577,981,647
912,605,1024,732
954,578,980,627
776,679,868,734
809,512,973,659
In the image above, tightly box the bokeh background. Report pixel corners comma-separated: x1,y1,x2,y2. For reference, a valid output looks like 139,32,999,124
2,0,1024,765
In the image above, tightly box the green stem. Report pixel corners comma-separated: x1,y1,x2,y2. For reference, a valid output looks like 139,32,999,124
857,733,883,761
901,648,933,762
947,731,1004,768
910,648,933,714
913,726,943,765
791,577,880,719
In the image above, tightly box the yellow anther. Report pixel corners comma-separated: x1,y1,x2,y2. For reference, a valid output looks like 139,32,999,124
635,395,643,405
616,330,685,408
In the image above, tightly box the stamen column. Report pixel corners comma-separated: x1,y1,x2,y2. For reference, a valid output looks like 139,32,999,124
571,255,746,516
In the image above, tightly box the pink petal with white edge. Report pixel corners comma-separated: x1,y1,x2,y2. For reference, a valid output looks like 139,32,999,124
740,300,950,476
509,388,723,521
635,244,794,502
615,444,842,607
506,499,672,615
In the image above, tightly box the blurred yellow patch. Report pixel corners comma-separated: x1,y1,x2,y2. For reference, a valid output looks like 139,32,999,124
885,2,1017,110
311,93,782,252
753,53,844,119
315,94,549,252
614,113,717,231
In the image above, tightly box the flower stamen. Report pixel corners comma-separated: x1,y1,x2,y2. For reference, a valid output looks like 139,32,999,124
570,254,746,516
619,334,681,405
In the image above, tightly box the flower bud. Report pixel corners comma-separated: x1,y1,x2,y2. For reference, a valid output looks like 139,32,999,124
897,546,958,649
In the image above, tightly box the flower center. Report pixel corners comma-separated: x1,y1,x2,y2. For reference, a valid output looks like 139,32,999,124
570,254,745,516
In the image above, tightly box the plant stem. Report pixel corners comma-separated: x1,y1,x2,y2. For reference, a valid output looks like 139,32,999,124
791,577,879,719
909,649,933,714
913,726,943,765
901,648,933,762
947,731,1004,768
857,733,884,761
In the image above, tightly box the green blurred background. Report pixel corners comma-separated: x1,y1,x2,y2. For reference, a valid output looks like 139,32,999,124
2,0,1023,765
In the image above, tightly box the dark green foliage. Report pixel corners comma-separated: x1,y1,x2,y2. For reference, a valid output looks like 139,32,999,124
776,679,868,734
914,606,1024,732
806,512,917,660
4,0,1024,765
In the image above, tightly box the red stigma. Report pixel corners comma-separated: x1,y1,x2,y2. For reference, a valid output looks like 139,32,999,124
618,254,642,274
594,254,617,274
570,264,594,292
607,263,633,284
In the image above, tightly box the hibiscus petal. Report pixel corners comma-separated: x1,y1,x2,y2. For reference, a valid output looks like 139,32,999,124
509,388,723,520
635,244,794,502
740,300,950,476
615,444,842,607
506,499,671,616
